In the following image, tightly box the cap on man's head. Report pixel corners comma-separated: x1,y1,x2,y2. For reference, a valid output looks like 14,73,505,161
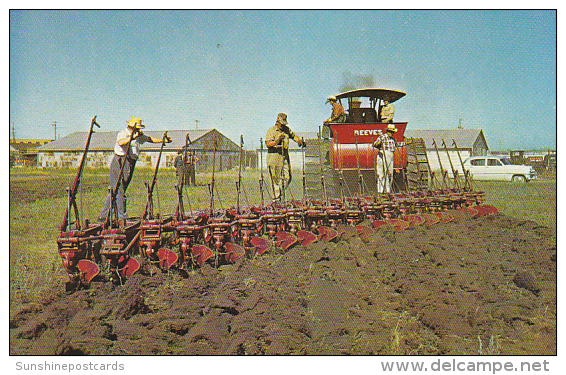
276,113,288,125
126,116,145,129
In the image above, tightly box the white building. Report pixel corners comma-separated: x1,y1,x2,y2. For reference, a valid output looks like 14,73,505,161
37,129,240,170
404,128,489,177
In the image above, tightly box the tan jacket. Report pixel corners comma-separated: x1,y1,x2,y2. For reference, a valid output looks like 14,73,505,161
265,124,297,166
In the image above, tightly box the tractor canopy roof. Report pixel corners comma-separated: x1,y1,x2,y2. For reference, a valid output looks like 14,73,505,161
335,88,406,103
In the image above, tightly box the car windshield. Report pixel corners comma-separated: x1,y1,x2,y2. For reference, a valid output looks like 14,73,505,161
500,158,511,165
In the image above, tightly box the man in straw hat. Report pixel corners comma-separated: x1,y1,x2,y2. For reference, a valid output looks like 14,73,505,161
372,123,406,193
265,113,304,202
98,116,171,221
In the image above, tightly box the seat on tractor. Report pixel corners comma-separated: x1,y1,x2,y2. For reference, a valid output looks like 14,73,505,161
364,108,377,123
348,108,378,123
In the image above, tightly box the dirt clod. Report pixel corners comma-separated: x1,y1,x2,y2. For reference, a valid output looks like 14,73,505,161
513,271,540,295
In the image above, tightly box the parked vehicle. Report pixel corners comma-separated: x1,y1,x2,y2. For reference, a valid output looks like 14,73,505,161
543,153,556,171
463,156,536,182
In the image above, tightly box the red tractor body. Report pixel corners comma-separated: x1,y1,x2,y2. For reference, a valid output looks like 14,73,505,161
324,88,408,171
330,122,408,170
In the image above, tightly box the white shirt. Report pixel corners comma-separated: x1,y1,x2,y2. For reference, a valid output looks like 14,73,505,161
114,128,150,159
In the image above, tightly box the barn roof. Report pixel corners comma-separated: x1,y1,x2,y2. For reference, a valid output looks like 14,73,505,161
37,129,231,151
404,129,487,150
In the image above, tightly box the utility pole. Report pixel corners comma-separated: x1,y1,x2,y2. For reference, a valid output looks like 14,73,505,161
52,121,57,140
12,123,15,143
195,120,199,130
458,119,464,129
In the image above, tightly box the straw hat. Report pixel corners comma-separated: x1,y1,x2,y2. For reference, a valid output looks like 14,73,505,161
386,124,398,133
126,116,145,129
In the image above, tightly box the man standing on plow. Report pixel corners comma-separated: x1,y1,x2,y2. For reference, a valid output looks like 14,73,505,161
265,113,304,202
98,116,171,221
372,123,408,193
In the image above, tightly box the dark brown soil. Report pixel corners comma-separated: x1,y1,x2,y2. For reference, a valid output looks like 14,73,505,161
9,212,556,355
9,176,71,204
9,175,108,204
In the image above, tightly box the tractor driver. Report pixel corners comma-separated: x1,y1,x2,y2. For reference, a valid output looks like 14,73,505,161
324,96,347,124
265,113,304,202
380,99,395,123
322,96,347,139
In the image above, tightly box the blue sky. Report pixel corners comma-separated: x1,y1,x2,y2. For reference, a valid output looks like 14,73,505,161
9,10,556,150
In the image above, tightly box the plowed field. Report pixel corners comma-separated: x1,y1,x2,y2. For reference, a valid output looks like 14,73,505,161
9,211,556,355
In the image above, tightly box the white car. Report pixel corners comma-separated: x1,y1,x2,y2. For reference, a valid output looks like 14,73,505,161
463,156,537,182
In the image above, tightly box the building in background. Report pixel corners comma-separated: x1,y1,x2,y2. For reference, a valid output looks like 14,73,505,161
10,139,53,167
37,129,241,171
404,128,489,176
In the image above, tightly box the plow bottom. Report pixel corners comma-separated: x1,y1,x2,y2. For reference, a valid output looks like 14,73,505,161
157,248,178,271
275,231,299,251
225,242,246,263
317,226,340,242
297,230,318,246
74,259,100,288
191,245,215,266
250,236,273,255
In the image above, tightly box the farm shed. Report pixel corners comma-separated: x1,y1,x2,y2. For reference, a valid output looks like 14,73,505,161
37,129,241,171
404,129,489,177
10,139,53,167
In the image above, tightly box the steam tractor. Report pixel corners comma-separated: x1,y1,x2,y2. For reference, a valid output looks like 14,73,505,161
304,88,428,198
